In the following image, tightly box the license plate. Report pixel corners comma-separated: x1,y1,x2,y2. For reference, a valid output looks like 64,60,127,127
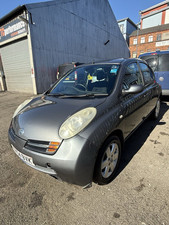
11,145,35,166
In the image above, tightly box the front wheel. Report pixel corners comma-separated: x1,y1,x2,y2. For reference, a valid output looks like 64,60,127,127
93,136,122,185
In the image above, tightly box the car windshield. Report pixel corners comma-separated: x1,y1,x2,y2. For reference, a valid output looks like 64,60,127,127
140,55,158,72
48,64,120,97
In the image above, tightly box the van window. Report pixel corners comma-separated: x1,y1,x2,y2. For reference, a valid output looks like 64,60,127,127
159,54,169,71
140,55,158,72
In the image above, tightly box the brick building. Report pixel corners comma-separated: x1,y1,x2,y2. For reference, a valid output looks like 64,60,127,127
129,0,169,57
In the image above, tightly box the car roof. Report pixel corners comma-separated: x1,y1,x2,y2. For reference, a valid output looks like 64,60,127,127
80,58,142,67
139,50,169,57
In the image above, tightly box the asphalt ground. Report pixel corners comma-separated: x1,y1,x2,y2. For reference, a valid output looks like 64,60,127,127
0,91,169,225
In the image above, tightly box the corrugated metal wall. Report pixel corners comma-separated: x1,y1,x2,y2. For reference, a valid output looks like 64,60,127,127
0,38,33,93
27,0,129,93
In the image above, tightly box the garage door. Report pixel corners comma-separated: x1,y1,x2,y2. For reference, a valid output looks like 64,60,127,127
0,38,33,93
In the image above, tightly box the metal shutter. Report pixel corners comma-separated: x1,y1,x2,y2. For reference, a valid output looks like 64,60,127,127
0,38,33,93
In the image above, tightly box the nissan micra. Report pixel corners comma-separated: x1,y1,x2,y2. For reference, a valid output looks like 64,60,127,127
8,58,161,187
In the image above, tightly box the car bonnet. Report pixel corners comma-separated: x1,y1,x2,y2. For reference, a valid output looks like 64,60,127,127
12,95,106,141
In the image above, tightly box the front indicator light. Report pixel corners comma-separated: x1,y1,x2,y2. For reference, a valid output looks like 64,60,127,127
47,142,60,153
59,107,97,139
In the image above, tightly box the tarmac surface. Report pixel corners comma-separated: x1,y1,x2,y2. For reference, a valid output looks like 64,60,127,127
0,91,169,225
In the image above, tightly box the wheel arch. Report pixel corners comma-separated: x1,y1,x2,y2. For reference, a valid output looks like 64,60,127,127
109,129,124,150
93,128,124,183
95,128,125,160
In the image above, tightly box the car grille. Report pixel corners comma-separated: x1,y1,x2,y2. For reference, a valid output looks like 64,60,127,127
25,140,60,155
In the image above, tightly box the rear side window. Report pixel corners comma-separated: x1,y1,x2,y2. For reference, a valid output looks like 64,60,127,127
123,63,143,90
139,63,154,85
159,54,169,71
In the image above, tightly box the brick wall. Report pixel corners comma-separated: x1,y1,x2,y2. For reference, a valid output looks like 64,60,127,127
129,29,169,57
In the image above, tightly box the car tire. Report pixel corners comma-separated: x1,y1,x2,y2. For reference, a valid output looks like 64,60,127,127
93,135,122,185
151,98,161,120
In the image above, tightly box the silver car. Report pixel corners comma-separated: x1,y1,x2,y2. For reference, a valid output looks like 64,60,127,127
8,58,161,187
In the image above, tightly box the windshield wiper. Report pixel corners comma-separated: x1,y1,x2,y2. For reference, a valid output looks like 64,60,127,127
47,93,66,97
85,93,108,97
60,93,108,98
47,93,108,98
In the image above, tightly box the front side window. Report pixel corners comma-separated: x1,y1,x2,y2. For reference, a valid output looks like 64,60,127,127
49,64,120,96
123,63,143,90
139,63,154,85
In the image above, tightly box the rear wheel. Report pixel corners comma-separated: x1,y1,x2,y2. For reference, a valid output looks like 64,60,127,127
93,136,122,185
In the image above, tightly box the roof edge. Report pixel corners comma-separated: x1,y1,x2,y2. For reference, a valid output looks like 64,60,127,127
141,0,169,13
0,5,27,26
117,17,137,28
130,23,169,37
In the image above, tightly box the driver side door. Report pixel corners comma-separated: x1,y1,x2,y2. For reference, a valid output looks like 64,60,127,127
121,62,147,138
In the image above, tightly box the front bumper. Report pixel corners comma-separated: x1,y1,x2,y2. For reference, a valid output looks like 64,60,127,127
8,127,96,186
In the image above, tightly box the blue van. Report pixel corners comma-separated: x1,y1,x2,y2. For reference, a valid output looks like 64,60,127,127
139,51,169,95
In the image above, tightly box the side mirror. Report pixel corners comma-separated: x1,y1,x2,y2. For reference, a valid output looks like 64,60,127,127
122,84,143,95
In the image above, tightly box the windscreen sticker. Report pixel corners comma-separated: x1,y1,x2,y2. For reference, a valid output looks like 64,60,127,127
110,65,119,74
110,68,118,74
88,74,93,80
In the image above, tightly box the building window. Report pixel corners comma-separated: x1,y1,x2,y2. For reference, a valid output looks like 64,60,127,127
147,49,151,52
140,50,144,54
148,36,153,42
133,38,137,45
119,24,124,34
162,32,169,40
140,37,145,43
157,34,161,41
132,52,137,58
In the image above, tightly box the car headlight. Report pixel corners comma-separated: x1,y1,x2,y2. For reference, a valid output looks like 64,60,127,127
59,107,97,139
12,98,33,118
